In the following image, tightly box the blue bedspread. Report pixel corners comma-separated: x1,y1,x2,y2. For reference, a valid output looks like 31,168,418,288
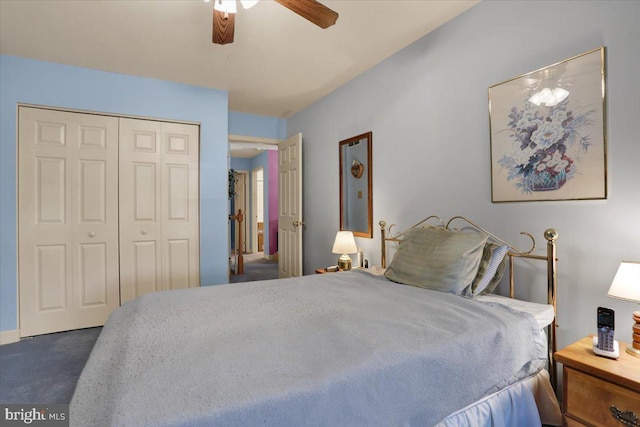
70,271,544,426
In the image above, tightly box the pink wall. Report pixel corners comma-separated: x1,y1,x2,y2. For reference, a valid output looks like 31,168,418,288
268,151,279,254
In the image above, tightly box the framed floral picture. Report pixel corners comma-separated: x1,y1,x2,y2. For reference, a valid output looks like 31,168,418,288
489,47,607,202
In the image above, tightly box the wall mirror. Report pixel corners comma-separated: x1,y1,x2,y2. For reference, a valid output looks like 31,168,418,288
339,132,372,238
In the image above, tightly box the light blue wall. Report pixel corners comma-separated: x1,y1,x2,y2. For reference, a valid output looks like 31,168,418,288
230,157,252,171
0,55,230,332
229,111,286,139
288,0,640,349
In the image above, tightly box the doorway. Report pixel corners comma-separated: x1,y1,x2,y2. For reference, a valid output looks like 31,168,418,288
228,135,280,282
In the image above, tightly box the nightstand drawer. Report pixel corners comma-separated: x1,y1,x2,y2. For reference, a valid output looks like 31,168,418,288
564,418,586,427
565,367,640,426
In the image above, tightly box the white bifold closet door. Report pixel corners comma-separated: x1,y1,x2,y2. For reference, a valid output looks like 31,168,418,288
18,107,121,337
118,118,200,304
18,108,200,337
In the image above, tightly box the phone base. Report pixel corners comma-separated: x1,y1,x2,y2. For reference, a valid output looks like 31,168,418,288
592,336,620,359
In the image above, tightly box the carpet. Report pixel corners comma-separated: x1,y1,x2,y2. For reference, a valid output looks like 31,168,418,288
0,327,101,404
229,252,279,283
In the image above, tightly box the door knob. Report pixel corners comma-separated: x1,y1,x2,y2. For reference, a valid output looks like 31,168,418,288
293,220,305,227
88,232,96,238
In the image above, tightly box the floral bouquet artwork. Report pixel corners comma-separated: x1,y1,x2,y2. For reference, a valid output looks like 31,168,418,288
499,101,593,193
490,48,606,202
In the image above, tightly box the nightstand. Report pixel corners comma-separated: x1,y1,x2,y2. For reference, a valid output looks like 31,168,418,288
315,267,342,274
554,336,640,426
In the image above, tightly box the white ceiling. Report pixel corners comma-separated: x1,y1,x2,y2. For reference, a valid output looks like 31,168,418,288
0,0,477,119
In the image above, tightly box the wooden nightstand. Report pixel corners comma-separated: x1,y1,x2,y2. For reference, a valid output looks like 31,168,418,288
315,267,342,274
554,336,640,426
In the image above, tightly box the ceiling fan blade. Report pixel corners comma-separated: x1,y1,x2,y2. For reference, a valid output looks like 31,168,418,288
274,0,338,29
212,9,235,45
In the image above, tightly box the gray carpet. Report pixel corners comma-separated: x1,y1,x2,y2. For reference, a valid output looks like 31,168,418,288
0,327,101,404
229,252,279,283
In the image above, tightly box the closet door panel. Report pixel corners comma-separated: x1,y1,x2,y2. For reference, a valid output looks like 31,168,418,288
120,119,199,302
19,108,200,336
19,107,119,337
161,122,200,292
119,118,162,303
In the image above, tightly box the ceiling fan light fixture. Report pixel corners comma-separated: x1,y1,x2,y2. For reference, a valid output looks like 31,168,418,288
211,0,338,45
551,87,570,103
240,0,259,9
529,87,569,107
214,0,237,14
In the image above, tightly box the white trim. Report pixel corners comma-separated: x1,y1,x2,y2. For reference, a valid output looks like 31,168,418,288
17,102,201,126
0,329,21,345
228,134,281,144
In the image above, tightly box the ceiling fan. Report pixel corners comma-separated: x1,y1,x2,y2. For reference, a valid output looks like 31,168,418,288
207,0,339,45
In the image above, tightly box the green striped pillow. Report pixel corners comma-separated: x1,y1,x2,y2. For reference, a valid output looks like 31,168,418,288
384,227,488,295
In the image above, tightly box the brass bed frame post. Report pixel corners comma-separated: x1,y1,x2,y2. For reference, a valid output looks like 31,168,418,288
508,255,515,299
379,221,387,269
544,229,559,392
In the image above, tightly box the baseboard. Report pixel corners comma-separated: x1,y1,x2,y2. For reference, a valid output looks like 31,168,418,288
0,329,20,345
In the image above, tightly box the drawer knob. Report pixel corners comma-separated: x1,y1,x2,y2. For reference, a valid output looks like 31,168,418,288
610,405,639,426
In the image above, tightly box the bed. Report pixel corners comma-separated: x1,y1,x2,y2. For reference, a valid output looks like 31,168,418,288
70,216,562,426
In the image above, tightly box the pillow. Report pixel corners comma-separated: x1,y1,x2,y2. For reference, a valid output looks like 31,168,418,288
471,243,509,296
479,252,508,295
366,265,387,276
384,227,488,295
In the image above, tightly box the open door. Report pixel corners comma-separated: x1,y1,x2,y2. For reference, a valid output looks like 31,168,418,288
278,133,303,278
234,171,249,253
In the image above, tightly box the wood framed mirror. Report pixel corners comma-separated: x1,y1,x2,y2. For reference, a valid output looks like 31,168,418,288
339,132,372,238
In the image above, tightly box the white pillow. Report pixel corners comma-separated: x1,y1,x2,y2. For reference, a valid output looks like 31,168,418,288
473,244,509,295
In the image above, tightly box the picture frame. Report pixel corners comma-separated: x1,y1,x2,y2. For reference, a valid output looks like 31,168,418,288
339,132,373,238
489,47,607,202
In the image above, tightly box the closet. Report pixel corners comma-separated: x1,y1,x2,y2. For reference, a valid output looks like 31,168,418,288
18,107,200,337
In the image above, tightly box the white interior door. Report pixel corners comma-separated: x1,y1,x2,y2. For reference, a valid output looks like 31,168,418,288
18,107,120,336
278,133,303,278
119,118,200,303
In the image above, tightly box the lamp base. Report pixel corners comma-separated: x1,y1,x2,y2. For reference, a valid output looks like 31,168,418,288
627,346,640,358
337,254,352,271
629,310,640,358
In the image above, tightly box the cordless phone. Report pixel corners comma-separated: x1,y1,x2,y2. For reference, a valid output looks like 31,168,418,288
597,307,615,351
592,306,619,359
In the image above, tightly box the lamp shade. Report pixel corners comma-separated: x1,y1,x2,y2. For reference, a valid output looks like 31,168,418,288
332,231,357,255
214,0,237,13
607,261,640,303
240,0,259,8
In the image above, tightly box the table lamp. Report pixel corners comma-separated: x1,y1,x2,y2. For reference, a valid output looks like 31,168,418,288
607,260,640,358
332,231,357,271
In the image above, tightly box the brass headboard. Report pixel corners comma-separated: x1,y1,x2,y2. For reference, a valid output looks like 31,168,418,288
378,216,559,391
